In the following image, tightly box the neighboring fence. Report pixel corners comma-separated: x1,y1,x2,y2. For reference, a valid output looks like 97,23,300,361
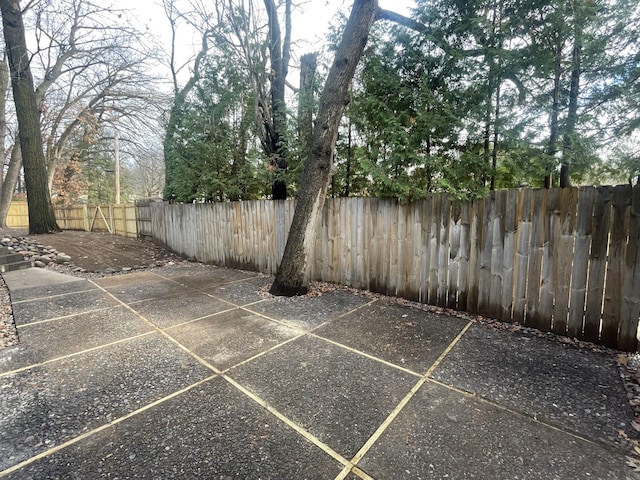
5,201,29,228
135,199,154,237
54,204,138,237
150,186,640,352
7,201,138,238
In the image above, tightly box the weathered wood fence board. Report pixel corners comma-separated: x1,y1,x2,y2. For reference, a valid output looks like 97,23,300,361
620,185,640,350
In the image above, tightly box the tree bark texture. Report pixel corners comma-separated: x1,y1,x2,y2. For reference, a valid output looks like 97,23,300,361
0,0,59,233
0,49,8,211
0,141,22,227
545,35,563,189
270,0,379,296
264,0,291,200
560,20,582,188
298,52,317,163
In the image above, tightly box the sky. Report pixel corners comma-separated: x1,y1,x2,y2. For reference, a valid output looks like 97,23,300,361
129,0,416,69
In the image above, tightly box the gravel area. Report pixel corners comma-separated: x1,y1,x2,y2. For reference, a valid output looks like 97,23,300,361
0,275,18,349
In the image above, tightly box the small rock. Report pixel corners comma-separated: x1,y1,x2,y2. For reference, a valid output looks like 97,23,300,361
34,261,46,268
122,267,132,272
55,254,72,263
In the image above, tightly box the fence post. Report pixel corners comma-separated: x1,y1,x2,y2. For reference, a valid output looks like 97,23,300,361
83,205,89,231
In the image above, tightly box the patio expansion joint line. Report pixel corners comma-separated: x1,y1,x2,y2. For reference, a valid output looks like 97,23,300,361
222,374,354,470
15,305,123,328
308,298,380,332
0,331,156,379
425,376,618,452
0,375,218,479
90,280,350,469
150,269,262,297
10,287,98,304
308,333,422,379
89,280,226,375
219,332,308,375
239,306,309,334
241,296,379,339
233,297,384,374
333,320,474,480
350,466,375,480
126,289,242,312
161,306,241,331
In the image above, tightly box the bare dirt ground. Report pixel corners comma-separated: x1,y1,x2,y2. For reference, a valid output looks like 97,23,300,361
4,229,185,273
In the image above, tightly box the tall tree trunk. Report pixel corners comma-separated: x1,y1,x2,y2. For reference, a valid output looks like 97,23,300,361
483,85,492,186
264,0,292,200
560,19,582,188
0,50,8,207
344,119,352,197
0,141,21,228
489,0,503,191
298,52,317,164
270,0,378,296
0,0,59,233
545,36,563,189
490,80,501,191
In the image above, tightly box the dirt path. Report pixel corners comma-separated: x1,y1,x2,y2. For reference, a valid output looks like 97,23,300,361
3,229,184,272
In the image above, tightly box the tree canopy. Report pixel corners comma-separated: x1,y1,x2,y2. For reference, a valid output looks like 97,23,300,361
1,0,638,229
160,0,640,206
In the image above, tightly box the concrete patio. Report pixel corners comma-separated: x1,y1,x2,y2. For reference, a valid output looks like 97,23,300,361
0,265,637,479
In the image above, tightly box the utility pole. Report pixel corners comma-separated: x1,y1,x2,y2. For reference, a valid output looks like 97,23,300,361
115,131,121,204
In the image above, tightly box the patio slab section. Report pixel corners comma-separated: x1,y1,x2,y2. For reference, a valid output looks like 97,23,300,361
314,301,469,374
229,335,418,459
3,271,95,302
2,268,86,292
2,377,343,480
359,381,631,480
154,265,259,289
166,308,301,370
92,271,163,288
128,290,233,328
247,289,373,330
0,333,212,472
11,289,121,326
0,306,153,374
204,276,274,305
431,324,635,450
95,274,192,303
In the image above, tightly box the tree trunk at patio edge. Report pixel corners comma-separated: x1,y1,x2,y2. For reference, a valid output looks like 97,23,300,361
269,0,379,296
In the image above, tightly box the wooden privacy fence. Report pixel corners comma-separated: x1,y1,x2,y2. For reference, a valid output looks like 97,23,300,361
135,199,154,237
54,204,138,237
151,185,640,351
5,201,29,228
6,202,138,238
